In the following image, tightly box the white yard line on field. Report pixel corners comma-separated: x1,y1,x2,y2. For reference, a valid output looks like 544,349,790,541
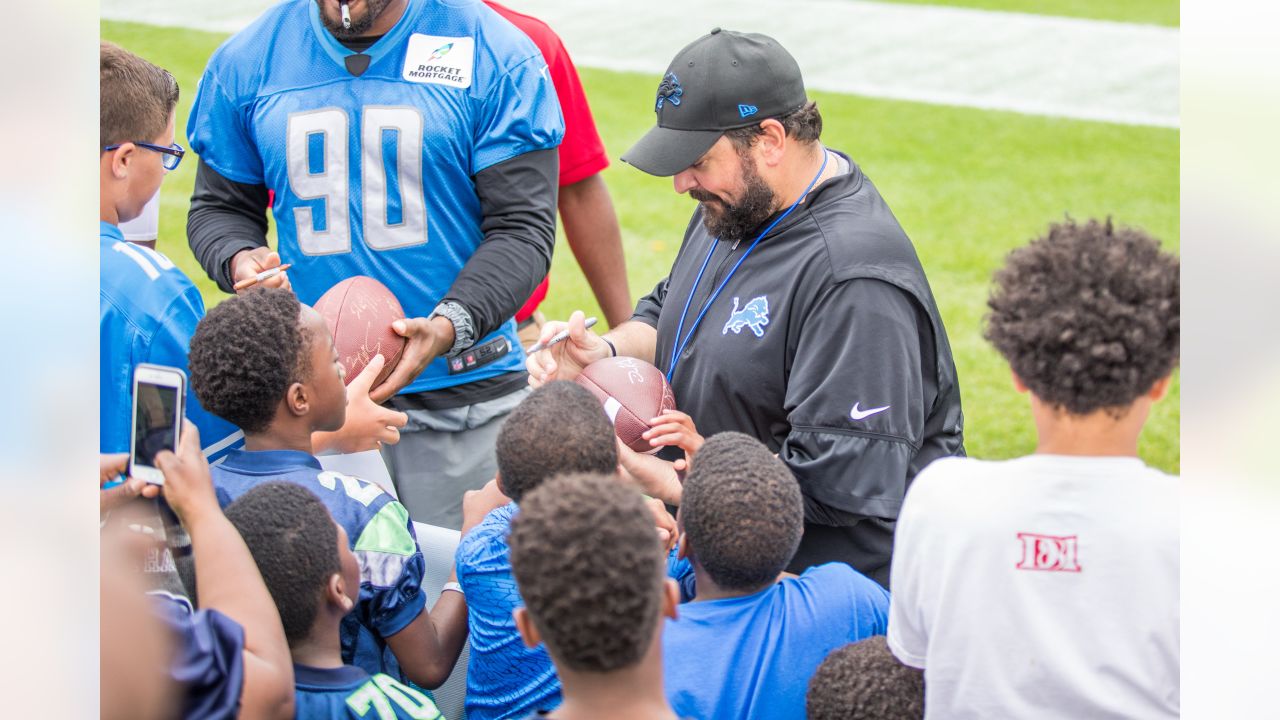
101,0,1179,128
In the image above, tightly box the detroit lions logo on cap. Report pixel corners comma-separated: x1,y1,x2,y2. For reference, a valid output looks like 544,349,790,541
723,296,770,338
656,73,683,111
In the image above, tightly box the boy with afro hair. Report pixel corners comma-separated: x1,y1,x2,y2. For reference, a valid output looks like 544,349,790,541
508,472,681,720
662,432,889,720
887,218,1180,718
189,288,503,690
226,481,443,719
807,637,924,720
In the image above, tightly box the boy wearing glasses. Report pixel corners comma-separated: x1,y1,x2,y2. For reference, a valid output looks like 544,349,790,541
98,41,242,465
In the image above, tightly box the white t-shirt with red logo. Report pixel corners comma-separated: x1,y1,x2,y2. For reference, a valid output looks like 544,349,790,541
887,454,1179,719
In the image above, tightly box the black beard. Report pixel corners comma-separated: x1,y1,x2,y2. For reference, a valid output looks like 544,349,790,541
317,0,393,39
690,157,778,243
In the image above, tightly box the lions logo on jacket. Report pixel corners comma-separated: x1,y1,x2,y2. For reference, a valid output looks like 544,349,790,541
723,296,770,337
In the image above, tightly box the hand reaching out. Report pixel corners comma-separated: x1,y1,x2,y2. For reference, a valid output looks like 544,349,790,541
644,496,678,553
314,354,409,454
616,438,683,506
99,453,160,516
642,410,704,473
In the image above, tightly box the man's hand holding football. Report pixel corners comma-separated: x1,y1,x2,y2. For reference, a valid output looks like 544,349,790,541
369,316,454,403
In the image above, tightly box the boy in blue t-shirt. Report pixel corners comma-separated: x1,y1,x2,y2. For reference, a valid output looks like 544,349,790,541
663,432,891,720
455,382,622,719
226,481,444,719
187,287,490,690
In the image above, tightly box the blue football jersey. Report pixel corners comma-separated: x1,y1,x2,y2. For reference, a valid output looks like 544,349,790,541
187,0,565,395
294,663,442,720
211,449,428,682
100,222,243,463
151,592,246,720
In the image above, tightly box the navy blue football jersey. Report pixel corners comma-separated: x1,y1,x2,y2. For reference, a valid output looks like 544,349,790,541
212,450,427,681
294,663,442,719
151,592,245,720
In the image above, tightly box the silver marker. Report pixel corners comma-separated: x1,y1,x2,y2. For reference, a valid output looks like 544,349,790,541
340,1,352,30
526,317,598,354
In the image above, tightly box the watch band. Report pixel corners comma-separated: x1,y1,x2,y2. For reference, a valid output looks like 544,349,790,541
429,301,475,355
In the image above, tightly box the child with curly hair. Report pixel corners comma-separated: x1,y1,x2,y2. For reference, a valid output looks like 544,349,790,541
887,218,1180,719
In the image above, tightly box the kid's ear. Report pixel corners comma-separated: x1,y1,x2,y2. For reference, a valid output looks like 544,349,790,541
286,381,310,417
661,578,679,620
1147,375,1172,402
677,531,690,562
106,144,133,179
327,573,354,613
513,607,541,649
1010,370,1029,394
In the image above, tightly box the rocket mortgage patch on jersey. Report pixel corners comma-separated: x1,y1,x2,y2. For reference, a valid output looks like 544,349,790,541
403,34,474,88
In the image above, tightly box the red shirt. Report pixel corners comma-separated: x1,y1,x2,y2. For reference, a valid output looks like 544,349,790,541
485,1,610,322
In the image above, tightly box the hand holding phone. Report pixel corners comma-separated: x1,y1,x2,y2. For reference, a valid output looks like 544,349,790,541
130,364,187,485
153,420,220,527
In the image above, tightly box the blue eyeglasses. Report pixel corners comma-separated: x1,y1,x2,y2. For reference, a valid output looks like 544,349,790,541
102,141,186,171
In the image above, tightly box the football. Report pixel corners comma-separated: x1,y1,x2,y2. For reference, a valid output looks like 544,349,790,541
312,276,407,387
575,356,677,454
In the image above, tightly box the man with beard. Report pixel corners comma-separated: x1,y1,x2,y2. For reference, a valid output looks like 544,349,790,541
184,0,563,529
527,29,964,587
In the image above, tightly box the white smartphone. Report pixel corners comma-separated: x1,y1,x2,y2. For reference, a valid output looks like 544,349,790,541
130,363,187,485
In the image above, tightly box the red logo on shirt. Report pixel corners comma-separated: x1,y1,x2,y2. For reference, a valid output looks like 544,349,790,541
1016,533,1082,572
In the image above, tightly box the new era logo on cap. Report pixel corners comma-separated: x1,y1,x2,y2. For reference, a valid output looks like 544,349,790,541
738,104,758,118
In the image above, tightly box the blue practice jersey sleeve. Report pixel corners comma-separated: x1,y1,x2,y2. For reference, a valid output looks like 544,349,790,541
187,71,266,185
472,53,563,173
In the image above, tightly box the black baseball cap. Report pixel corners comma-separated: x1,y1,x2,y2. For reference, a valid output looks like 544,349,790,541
621,28,808,177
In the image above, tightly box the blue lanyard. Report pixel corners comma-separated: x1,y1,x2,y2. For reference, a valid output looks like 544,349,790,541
665,151,830,382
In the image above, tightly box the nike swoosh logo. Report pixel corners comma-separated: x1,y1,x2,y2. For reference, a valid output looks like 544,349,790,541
850,403,890,421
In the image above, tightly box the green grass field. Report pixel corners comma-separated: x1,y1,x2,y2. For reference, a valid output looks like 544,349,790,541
102,18,1180,474
875,0,1178,26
